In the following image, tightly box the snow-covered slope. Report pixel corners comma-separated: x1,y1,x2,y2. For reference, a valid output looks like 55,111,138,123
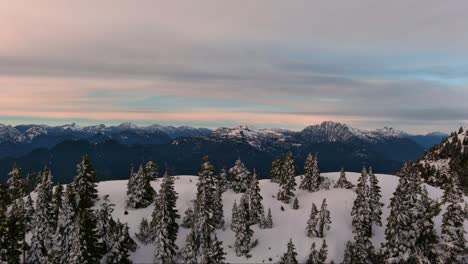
89,172,467,263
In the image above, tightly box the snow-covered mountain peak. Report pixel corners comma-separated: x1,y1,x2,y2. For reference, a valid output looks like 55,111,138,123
0,124,24,143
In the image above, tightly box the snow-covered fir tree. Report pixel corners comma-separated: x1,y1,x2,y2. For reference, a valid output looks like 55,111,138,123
181,228,200,264
74,155,98,209
75,207,102,263
334,168,354,189
213,168,225,229
50,184,78,264
52,181,63,228
218,168,228,192
27,167,55,263
151,171,180,264
279,239,298,264
416,185,440,263
2,198,26,264
0,205,8,263
229,158,251,193
368,167,383,230
261,207,273,229
270,157,284,184
234,194,254,257
7,162,24,201
104,220,137,264
96,195,117,252
306,203,319,238
351,167,371,238
317,198,331,238
342,241,355,264
230,200,239,232
194,156,219,254
440,173,466,264
135,217,152,244
300,153,319,192
277,151,297,203
145,160,159,181
201,235,226,264
181,207,195,228
126,164,155,208
248,170,264,224
24,194,34,231
307,240,327,264
292,197,299,209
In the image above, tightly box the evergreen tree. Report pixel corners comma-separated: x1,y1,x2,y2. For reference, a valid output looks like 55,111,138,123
24,194,34,232
194,156,218,253
318,240,328,264
181,207,195,228
52,181,63,228
248,170,264,224
105,221,137,264
0,202,8,262
312,154,322,188
416,186,440,263
3,198,26,264
126,164,155,208
279,239,298,264
334,168,354,189
96,195,117,252
292,197,299,209
74,155,98,209
262,207,273,229
306,242,320,264
27,167,55,263
277,151,297,203
75,207,101,263
181,228,200,264
440,173,466,264
317,198,331,238
151,172,180,264
230,200,239,232
271,157,284,183
234,194,253,257
202,235,226,264
145,160,159,181
50,185,78,263
306,203,319,238
351,167,371,238
218,168,228,192
342,241,355,264
368,167,383,229
135,217,151,244
7,162,24,201
229,158,251,193
213,169,225,229
300,153,318,192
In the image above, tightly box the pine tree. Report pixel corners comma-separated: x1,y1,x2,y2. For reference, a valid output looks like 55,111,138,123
317,198,331,238
218,168,228,192
0,203,8,263
135,217,152,244
181,228,200,264
416,186,440,263
230,200,239,232
194,156,218,253
368,167,383,230
342,241,355,264
96,195,117,252
105,221,137,264
318,240,328,264
24,194,34,232
3,198,26,264
145,160,159,181
300,153,318,192
271,157,284,183
126,164,155,208
312,154,322,188
351,167,371,238
248,170,264,224
278,151,297,203
151,172,180,264
181,207,195,228
50,185,77,263
306,203,319,238
229,158,251,193
74,155,98,209
213,169,225,229
263,207,273,229
279,239,298,264
27,167,55,263
292,197,299,209
76,207,102,263
202,235,226,264
7,162,24,201
440,173,466,264
306,242,320,264
334,168,354,189
52,181,63,229
234,194,253,257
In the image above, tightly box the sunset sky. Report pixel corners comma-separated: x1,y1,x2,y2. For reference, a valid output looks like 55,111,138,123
1,1,468,133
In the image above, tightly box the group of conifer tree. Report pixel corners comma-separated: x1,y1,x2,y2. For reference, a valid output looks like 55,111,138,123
0,156,137,264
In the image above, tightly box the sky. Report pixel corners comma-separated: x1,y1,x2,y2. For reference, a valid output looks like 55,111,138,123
1,1,468,133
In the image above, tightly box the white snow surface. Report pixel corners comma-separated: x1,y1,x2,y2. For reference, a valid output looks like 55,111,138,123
88,172,468,264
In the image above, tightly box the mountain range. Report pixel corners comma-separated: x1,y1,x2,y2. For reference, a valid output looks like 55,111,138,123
0,121,447,183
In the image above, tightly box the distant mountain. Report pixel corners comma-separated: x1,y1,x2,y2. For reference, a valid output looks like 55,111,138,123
402,127,468,193
0,121,448,183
